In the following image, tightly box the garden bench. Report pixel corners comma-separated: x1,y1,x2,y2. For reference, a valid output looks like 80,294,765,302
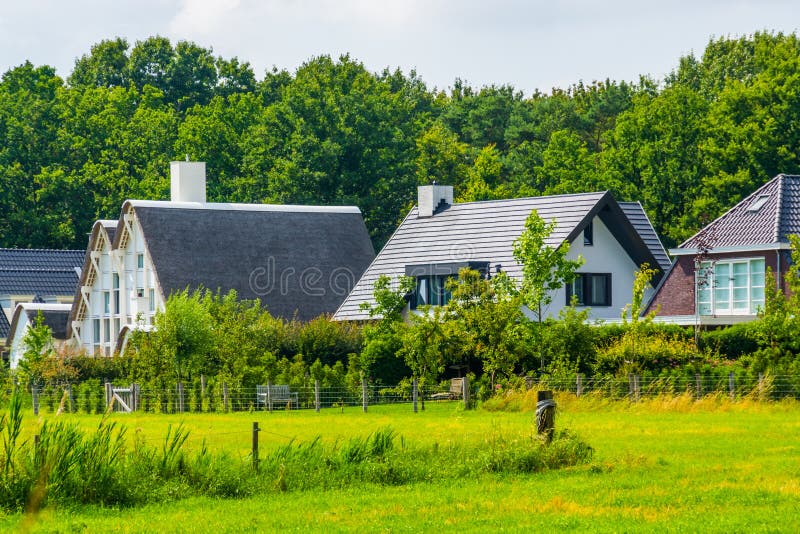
430,378,464,400
256,384,299,409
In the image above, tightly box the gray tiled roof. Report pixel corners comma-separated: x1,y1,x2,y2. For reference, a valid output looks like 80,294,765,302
0,249,83,298
334,191,667,321
0,310,9,339
618,202,671,272
0,270,80,296
0,249,84,270
681,174,800,249
131,202,376,321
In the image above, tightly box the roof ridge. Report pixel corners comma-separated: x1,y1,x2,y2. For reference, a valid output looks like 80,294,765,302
0,268,81,272
774,174,785,242
450,190,607,208
0,248,84,253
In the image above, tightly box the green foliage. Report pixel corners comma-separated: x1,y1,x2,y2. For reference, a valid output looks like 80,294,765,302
4,32,800,253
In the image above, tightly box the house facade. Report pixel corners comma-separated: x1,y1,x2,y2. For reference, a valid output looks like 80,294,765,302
646,173,799,325
0,248,83,344
333,185,670,322
69,161,375,356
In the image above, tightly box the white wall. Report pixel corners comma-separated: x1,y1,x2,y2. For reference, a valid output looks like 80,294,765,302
544,215,642,321
8,311,30,369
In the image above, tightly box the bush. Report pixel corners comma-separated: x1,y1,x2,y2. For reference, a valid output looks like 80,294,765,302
697,323,760,359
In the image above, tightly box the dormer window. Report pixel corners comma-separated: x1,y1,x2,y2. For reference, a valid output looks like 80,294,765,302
583,221,594,246
747,195,770,212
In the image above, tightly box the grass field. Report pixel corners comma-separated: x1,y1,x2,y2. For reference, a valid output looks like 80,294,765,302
3,393,800,532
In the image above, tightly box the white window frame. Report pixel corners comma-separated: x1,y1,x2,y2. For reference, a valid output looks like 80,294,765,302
697,257,765,316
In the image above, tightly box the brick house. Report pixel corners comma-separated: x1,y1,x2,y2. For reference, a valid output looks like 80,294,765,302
645,174,799,325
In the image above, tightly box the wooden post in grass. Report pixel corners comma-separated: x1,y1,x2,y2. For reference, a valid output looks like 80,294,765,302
223,382,229,413
576,374,583,398
32,385,39,416
267,380,273,413
200,375,206,396
536,390,555,443
728,372,735,401
314,379,320,413
758,373,765,401
361,377,368,413
252,422,260,472
695,374,702,400
462,375,470,410
634,375,641,402
104,381,112,410
412,378,418,413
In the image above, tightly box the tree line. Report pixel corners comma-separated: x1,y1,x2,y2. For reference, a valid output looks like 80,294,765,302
1,32,800,251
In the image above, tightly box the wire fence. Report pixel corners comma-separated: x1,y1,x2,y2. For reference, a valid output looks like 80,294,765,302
10,372,800,416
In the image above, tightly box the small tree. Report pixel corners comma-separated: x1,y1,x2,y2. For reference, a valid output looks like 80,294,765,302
620,262,659,366
359,275,415,382
512,209,583,371
17,311,55,386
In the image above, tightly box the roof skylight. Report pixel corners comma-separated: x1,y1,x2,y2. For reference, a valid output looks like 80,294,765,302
746,194,770,212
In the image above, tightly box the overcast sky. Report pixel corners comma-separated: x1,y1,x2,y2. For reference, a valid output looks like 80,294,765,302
0,0,797,94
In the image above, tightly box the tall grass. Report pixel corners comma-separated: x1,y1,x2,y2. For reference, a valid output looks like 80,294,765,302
0,403,592,513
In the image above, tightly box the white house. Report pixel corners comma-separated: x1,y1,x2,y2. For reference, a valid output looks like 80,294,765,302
6,303,72,369
333,185,670,322
69,161,376,356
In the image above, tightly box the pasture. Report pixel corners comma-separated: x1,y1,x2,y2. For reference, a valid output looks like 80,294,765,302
3,394,800,532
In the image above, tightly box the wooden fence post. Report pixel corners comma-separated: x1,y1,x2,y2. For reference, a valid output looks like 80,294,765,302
267,380,273,413
104,381,112,410
200,375,206,396
695,374,702,400
536,390,555,443
32,385,39,416
462,375,470,410
176,381,184,413
361,377,368,413
576,374,583,398
66,384,74,413
252,422,260,472
758,373,765,400
728,372,735,401
634,375,641,402
412,378,418,413
315,379,320,413
223,382,229,413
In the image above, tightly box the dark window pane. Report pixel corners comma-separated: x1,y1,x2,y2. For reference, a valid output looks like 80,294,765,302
584,221,594,246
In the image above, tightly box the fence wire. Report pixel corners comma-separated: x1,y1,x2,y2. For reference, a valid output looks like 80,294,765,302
11,373,800,415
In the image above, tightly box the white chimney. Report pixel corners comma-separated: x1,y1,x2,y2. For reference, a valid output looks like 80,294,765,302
170,161,206,203
418,184,453,218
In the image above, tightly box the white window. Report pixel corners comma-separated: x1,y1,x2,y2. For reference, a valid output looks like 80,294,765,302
137,253,144,269
149,288,156,312
697,258,765,316
93,319,101,344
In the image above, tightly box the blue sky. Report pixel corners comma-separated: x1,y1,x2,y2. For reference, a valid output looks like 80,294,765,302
1,0,797,94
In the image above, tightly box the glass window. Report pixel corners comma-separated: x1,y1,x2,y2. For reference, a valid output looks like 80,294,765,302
103,291,110,314
583,221,594,246
104,319,110,343
700,258,767,315
93,319,100,344
149,288,156,312
411,275,454,310
567,274,611,306
137,253,144,269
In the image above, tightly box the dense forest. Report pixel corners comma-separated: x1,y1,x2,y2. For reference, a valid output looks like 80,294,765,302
1,32,799,251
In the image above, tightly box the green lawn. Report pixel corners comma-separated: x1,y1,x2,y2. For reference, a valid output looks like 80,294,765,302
3,396,800,532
